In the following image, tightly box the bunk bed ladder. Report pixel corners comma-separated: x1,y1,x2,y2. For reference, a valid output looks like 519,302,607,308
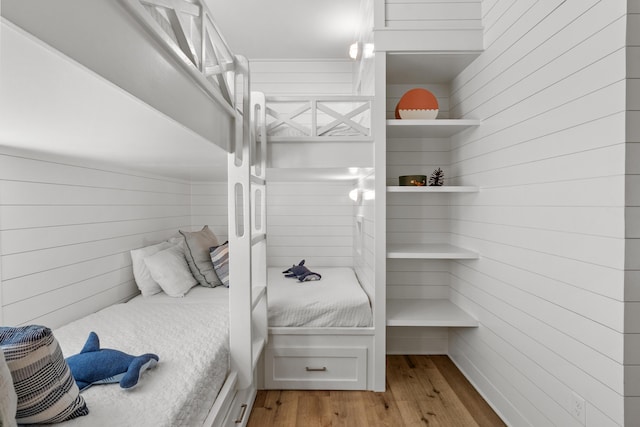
228,56,268,390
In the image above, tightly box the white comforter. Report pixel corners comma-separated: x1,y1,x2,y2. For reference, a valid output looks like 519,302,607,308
268,267,372,327
52,287,229,427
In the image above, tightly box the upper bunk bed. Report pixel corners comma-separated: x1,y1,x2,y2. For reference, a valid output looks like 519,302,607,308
1,0,267,425
1,0,236,153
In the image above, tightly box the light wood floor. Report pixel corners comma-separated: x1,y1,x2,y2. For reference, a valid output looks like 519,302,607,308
248,355,505,427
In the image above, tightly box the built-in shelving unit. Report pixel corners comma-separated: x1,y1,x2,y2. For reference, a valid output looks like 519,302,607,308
386,299,478,327
383,56,483,338
386,119,480,138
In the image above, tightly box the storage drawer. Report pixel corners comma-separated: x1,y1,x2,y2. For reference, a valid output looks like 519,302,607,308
265,347,367,390
220,386,254,427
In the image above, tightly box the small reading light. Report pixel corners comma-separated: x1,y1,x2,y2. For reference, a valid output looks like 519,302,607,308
349,42,361,60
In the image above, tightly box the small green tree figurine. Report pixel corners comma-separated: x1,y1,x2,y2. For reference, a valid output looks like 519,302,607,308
429,168,444,186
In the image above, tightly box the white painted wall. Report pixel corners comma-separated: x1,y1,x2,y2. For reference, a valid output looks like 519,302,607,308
626,3,640,425
448,1,627,426
0,150,229,330
250,60,355,96
385,0,482,29
191,182,229,243
266,181,354,269
0,150,188,328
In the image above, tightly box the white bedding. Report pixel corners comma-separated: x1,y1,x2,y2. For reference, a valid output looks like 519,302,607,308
52,286,229,427
267,267,372,327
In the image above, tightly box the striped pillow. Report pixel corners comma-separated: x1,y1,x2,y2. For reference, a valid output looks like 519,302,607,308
0,325,89,424
210,241,230,287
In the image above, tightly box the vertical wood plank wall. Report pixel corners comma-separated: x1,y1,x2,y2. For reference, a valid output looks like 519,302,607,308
0,150,213,329
626,3,640,424
448,1,627,426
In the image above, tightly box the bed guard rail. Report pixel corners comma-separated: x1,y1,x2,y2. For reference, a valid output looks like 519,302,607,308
121,0,237,116
265,96,373,142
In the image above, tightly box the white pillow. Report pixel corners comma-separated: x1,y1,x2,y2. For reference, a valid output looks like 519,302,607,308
130,241,173,296
143,244,198,297
0,350,17,427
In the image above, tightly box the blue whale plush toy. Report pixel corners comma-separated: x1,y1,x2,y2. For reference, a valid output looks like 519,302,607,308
66,332,159,391
282,260,321,282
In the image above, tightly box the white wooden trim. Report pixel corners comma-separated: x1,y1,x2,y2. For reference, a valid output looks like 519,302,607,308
203,371,237,427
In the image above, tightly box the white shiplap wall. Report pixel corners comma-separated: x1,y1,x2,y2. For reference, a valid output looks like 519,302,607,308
626,3,640,425
0,150,189,328
191,182,228,243
385,0,482,29
0,150,228,330
447,1,627,426
250,60,355,96
266,181,354,269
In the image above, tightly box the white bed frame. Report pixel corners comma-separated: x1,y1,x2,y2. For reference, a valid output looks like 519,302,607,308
121,1,268,425
252,95,377,391
264,96,373,142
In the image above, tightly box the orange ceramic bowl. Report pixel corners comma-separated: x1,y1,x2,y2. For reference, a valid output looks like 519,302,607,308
395,88,439,120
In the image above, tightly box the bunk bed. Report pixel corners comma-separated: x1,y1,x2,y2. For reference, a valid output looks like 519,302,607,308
0,0,266,425
252,95,378,390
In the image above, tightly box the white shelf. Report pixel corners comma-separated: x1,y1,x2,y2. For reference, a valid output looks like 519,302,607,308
386,298,478,327
386,243,478,259
386,119,480,138
387,185,478,193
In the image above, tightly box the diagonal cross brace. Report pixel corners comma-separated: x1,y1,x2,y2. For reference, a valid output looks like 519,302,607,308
266,103,312,136
316,102,370,136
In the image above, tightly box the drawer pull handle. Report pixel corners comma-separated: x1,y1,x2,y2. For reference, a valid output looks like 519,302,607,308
305,366,327,372
234,404,248,424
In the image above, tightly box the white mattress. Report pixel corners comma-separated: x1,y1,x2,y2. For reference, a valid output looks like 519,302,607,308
267,267,372,327
53,286,229,427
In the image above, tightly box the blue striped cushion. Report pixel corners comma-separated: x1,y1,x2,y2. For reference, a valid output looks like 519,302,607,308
0,325,89,424
210,241,230,287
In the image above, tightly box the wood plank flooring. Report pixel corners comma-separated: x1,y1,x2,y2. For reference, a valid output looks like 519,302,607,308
247,355,505,427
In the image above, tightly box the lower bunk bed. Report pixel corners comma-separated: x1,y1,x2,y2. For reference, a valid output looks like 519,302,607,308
0,284,255,427
263,266,376,391
52,286,234,427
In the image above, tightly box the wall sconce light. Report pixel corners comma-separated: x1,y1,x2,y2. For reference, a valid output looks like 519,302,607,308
349,188,361,203
349,42,361,60
349,188,374,203
350,42,374,60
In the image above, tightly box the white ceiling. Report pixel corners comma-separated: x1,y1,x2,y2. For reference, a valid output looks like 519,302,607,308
204,0,362,60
